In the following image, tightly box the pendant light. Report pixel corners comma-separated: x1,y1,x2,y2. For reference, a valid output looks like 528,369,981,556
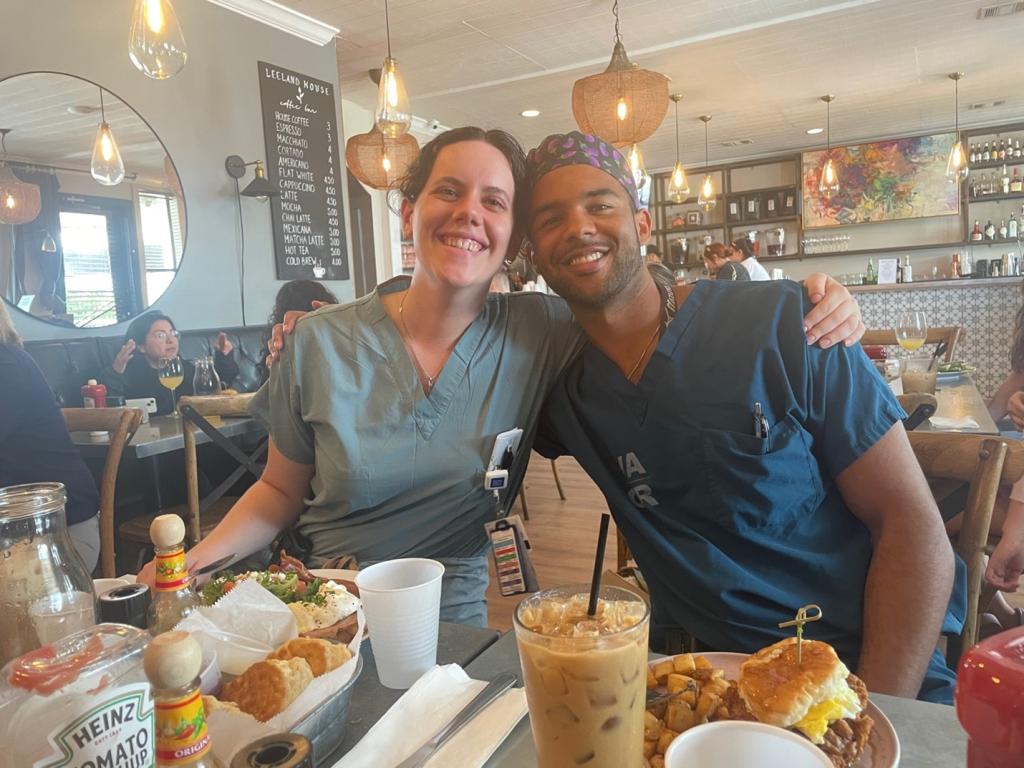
818,95,839,199
41,231,57,253
346,124,420,190
91,89,126,186
571,0,669,148
697,115,716,212
668,93,690,203
129,0,188,80
946,72,968,183
375,0,412,138
627,143,649,187
0,129,42,226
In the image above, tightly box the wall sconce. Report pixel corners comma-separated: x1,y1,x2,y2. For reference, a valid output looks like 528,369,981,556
225,155,278,201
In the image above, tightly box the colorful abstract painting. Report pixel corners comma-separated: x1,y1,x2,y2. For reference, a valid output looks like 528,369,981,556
801,133,959,228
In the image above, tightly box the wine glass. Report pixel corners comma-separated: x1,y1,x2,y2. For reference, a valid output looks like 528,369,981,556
895,311,929,353
158,356,184,414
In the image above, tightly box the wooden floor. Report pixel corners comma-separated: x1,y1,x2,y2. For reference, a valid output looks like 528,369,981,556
484,455,1024,631
486,455,616,631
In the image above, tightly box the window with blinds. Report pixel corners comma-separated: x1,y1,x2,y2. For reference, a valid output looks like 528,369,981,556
58,210,117,327
139,191,183,303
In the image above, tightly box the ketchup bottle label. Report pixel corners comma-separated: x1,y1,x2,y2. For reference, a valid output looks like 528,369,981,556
154,547,190,592
155,689,210,765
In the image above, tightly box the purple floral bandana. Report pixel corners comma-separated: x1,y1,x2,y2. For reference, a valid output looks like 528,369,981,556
526,131,640,209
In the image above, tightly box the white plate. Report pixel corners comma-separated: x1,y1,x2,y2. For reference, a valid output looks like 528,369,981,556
650,652,900,768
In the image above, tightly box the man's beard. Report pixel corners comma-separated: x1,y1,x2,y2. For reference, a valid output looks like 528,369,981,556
541,232,645,309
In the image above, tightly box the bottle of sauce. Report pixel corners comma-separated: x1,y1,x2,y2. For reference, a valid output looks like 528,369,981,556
956,627,1024,768
147,514,200,636
144,631,223,767
81,379,107,408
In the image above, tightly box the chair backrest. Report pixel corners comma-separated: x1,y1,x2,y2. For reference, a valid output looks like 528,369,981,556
861,326,963,362
906,432,1024,661
62,407,144,577
176,394,266,546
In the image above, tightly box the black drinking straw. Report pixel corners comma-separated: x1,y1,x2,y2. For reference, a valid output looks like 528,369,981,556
588,513,612,616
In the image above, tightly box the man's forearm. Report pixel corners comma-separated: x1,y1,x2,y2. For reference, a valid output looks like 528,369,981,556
856,516,954,697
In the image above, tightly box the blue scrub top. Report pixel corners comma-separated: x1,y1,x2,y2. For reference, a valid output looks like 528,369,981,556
537,279,958,669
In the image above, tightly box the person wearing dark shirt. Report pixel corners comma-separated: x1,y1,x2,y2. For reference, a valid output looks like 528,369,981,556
101,312,239,415
0,301,100,571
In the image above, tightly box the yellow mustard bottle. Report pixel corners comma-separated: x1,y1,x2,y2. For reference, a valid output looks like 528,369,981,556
147,514,200,636
145,630,223,767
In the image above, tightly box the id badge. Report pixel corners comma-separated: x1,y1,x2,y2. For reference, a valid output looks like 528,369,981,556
488,520,526,595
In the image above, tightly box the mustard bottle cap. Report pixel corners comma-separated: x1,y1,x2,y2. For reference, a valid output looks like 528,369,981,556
144,630,203,689
150,514,185,548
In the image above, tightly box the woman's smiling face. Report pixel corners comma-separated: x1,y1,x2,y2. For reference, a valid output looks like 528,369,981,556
401,140,516,291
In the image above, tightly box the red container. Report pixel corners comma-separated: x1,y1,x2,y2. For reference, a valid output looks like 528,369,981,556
956,627,1024,767
80,379,106,408
863,345,888,360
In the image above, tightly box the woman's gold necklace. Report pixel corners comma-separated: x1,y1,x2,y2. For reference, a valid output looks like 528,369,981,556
399,291,447,393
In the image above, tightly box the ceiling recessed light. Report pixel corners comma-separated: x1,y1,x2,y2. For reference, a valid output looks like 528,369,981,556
806,127,824,135
520,109,541,118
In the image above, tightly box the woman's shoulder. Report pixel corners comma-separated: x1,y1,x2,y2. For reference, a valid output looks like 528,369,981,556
502,291,576,330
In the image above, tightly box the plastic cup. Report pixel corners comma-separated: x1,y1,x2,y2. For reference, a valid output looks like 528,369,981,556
664,721,832,768
902,356,937,394
514,584,650,768
355,558,444,689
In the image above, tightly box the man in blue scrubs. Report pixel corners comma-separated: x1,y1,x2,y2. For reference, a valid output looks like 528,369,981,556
525,132,960,703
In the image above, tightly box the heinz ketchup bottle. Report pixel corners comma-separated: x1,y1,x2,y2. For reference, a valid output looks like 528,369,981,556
956,626,1024,767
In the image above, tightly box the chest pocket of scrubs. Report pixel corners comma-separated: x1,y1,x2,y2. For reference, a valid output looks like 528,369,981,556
700,412,823,533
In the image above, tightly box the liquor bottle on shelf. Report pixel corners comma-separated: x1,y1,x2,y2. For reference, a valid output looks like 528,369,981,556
985,220,997,240
1000,139,1008,160
1003,165,1011,194
1010,213,1019,239
970,144,977,164
902,255,913,283
1016,139,1022,159
999,220,1009,239
1012,168,1023,193
896,259,903,284
983,142,991,162
866,258,877,285
971,220,983,241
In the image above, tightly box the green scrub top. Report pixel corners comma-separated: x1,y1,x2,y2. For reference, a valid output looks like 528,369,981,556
251,276,583,567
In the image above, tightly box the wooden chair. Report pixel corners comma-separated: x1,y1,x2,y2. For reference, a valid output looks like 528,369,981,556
61,407,144,578
119,394,267,556
861,326,963,362
907,432,1024,664
516,458,569,521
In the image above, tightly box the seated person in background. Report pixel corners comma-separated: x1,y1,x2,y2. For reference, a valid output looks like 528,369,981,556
260,280,338,381
102,311,239,415
715,260,750,281
703,241,771,280
645,245,662,264
525,131,959,703
0,302,100,572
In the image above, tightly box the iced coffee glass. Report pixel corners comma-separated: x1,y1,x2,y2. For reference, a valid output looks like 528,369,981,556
514,584,650,768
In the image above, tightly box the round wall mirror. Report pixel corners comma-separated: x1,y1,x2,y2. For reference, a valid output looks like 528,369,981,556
0,72,186,328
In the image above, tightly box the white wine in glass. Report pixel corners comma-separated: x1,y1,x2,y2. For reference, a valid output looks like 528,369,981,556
895,311,928,352
158,356,184,413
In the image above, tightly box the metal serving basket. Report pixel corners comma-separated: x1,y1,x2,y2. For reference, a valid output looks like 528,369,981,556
291,654,363,764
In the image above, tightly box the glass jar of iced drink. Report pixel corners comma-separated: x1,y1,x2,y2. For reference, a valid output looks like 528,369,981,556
514,584,650,768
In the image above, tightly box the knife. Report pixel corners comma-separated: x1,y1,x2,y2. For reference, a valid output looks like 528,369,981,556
393,672,518,768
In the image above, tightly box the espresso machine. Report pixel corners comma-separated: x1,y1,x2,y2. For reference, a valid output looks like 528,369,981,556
765,227,785,257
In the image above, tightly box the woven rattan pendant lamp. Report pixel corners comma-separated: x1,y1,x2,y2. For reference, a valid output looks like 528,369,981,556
346,124,419,190
0,129,41,225
571,0,669,148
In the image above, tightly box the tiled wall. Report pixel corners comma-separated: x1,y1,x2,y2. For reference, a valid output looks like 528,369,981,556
855,282,1024,399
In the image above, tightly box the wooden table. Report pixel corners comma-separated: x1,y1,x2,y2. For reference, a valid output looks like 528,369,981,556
467,631,967,768
919,375,999,435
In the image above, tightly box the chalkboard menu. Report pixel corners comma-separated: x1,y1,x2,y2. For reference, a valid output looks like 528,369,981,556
257,61,349,280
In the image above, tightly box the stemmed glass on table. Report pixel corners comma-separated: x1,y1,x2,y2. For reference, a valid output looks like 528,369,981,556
895,311,928,352
158,356,184,415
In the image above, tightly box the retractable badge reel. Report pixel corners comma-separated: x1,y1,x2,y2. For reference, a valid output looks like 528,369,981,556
483,428,538,595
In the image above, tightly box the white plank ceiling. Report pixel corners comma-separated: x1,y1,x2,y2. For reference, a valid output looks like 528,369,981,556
279,0,1024,169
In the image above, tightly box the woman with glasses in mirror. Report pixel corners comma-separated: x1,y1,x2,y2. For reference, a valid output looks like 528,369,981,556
100,311,239,415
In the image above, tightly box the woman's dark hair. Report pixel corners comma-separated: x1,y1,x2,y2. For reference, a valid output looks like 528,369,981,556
393,127,529,227
268,280,338,326
124,311,176,345
729,238,754,259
